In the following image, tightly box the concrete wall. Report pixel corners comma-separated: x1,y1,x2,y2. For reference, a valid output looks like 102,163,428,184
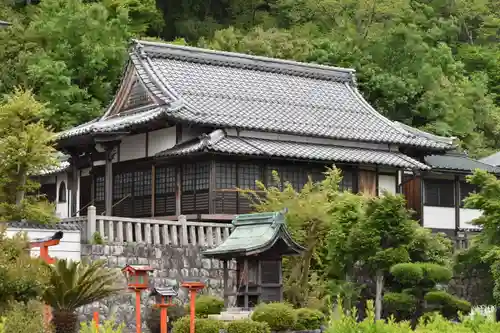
78,244,236,332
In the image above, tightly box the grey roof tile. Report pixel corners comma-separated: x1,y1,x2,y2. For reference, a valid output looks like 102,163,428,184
8,221,81,231
58,106,165,139
424,153,500,173
479,151,500,167
58,41,454,151
157,130,430,170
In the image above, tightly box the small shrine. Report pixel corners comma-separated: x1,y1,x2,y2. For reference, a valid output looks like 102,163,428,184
202,212,304,309
122,265,154,290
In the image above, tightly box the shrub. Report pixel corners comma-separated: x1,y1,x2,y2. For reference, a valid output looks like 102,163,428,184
425,291,471,319
251,302,296,331
0,300,47,333
146,303,186,333
226,319,270,333
294,308,324,330
195,295,224,317
172,316,225,333
80,318,125,333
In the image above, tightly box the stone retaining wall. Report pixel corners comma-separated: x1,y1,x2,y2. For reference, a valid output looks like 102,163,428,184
77,243,237,332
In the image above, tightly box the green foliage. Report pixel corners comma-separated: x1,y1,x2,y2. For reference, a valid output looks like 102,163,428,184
293,308,325,330
0,88,58,223
146,303,186,333
0,301,47,333
327,300,500,333
383,292,416,320
0,0,132,131
195,295,224,317
92,232,104,245
226,319,270,333
43,259,123,333
80,319,125,333
463,170,500,303
0,230,47,311
425,291,471,319
251,302,297,331
171,316,225,333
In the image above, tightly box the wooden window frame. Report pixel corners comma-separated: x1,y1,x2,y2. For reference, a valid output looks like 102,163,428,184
424,179,455,208
459,181,477,207
154,165,176,216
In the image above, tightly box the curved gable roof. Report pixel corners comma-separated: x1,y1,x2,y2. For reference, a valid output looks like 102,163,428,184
59,40,455,151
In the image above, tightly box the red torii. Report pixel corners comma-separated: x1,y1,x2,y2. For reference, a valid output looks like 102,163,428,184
28,231,64,264
29,231,64,328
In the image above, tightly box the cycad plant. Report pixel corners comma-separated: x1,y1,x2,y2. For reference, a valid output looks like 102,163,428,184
42,259,123,333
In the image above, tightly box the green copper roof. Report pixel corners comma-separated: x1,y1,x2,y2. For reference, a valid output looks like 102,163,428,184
202,212,304,258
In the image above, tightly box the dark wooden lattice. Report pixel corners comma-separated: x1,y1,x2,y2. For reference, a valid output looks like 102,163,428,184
237,163,263,213
155,166,176,216
215,162,237,214
94,176,105,215
40,183,56,203
113,172,133,217
134,169,152,217
181,163,209,214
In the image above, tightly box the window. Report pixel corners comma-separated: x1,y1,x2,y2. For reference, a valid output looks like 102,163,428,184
58,181,67,203
155,166,176,216
181,163,210,213
340,169,355,191
424,179,454,207
281,165,308,190
460,182,477,206
95,176,105,201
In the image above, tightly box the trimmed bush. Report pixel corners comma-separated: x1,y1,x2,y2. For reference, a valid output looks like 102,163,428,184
146,303,186,333
172,316,225,333
251,302,297,331
195,295,224,317
293,308,324,330
226,319,270,333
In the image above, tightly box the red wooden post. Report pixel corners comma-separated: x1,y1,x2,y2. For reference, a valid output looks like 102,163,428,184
29,233,63,329
93,311,99,330
121,265,154,333
181,281,206,333
160,296,167,333
151,286,178,333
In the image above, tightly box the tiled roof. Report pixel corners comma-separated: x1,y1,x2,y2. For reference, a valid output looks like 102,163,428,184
424,153,500,173
58,106,166,139
202,212,303,258
156,129,430,170
33,152,71,176
8,221,81,231
58,41,454,150
479,151,500,167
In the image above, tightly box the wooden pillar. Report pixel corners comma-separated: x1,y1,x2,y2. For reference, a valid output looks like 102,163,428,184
243,258,249,309
176,166,181,216
454,175,461,245
104,147,115,216
223,260,229,308
71,155,79,217
278,258,283,302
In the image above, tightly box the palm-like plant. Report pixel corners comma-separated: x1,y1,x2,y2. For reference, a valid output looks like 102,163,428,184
42,259,124,333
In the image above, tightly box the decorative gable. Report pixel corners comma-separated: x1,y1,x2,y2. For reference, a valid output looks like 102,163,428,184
121,78,154,111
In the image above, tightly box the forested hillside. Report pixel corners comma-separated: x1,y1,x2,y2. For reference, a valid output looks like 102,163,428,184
0,0,498,156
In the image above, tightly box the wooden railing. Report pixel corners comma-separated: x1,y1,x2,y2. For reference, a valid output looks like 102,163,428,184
64,206,233,246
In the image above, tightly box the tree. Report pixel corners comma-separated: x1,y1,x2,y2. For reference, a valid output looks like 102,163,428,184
42,259,123,333
351,193,416,320
0,230,48,313
0,88,57,223
244,168,338,307
388,262,470,329
0,0,132,130
463,169,500,303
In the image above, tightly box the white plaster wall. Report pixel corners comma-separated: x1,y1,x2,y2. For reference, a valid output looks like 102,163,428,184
423,206,455,230
6,228,81,261
119,133,146,161
148,126,176,156
55,172,69,219
460,208,482,229
378,174,397,195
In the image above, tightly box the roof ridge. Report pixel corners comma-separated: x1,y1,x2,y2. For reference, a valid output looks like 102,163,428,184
133,40,356,84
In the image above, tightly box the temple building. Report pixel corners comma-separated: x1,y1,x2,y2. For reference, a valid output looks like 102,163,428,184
36,40,497,244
